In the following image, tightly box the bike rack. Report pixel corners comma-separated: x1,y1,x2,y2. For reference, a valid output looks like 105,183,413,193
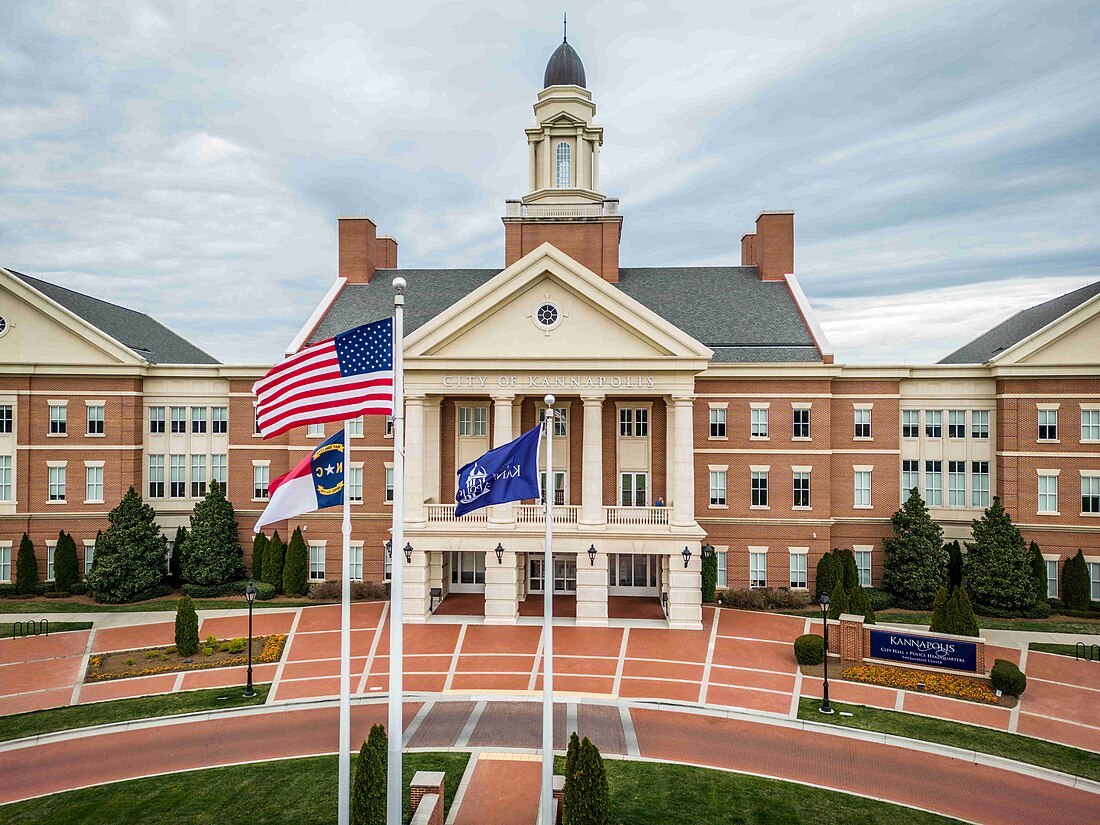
1074,642,1100,662
11,619,49,638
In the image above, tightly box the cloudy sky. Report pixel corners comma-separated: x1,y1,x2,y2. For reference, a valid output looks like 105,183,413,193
2,0,1098,364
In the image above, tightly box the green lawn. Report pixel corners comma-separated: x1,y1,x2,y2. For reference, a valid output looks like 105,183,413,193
0,621,91,640
0,752,469,825
0,685,271,743
1030,642,1100,659
781,607,1100,636
0,598,324,613
797,698,1100,782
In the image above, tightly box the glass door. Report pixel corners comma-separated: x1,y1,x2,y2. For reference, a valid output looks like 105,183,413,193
619,472,648,506
449,551,485,593
553,557,577,593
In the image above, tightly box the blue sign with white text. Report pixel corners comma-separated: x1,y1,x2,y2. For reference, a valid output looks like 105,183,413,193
868,629,978,672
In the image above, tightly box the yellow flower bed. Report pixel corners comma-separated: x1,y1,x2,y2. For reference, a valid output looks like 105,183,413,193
842,663,999,704
88,634,286,682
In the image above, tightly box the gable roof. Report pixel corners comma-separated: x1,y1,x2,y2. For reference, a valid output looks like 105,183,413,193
5,269,219,365
308,265,821,363
940,279,1100,365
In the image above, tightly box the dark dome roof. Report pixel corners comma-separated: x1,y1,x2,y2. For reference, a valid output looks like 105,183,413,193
543,40,586,88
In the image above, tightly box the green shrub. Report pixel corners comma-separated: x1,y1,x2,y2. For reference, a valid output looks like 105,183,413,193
125,658,136,666
883,489,948,609
990,659,1027,697
701,552,717,603
251,532,268,580
170,526,188,585
1028,541,1046,601
221,637,246,654
949,587,980,637
865,588,895,611
180,579,277,600
964,497,1036,613
564,737,610,825
54,531,79,594
839,549,858,591
929,586,949,633
262,531,285,594
283,527,309,597
183,481,244,585
70,581,88,596
351,722,386,825
16,533,38,595
827,579,848,619
175,595,199,657
1062,550,1091,611
145,650,159,659
815,550,840,600
793,634,824,666
308,580,390,602
205,634,218,647
165,645,177,654
946,540,964,592
87,487,169,603
201,645,213,656
848,583,876,624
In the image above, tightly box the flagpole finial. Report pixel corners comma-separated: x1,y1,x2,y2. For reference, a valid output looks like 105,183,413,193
392,276,406,295
544,394,555,407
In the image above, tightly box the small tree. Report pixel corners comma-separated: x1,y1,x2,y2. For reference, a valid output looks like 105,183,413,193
182,481,243,585
929,586,949,633
815,550,840,599
700,551,717,603
175,595,199,656
1028,541,1047,601
848,582,875,624
54,531,79,593
351,723,386,825
1062,550,1091,611
251,532,268,580
827,579,849,619
964,497,1035,613
88,530,103,579
87,487,169,603
946,540,964,592
283,526,309,597
263,531,285,594
169,526,188,586
15,533,38,595
839,549,859,591
565,737,610,825
883,488,947,609
951,587,980,637
563,731,581,823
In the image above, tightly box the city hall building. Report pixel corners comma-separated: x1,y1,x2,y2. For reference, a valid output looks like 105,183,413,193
2,38,1099,628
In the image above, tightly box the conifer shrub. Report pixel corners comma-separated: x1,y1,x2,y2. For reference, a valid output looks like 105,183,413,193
183,481,243,585
251,532,268,580
87,487,169,603
283,526,309,597
946,540,964,592
848,582,876,624
951,587,980,637
15,533,38,595
883,488,947,609
701,551,717,603
929,586,949,633
1028,541,1046,601
351,723,386,825
175,595,199,657
827,579,848,619
1062,550,1090,611
53,531,79,594
170,526,188,585
964,497,1035,614
793,633,824,666
815,550,840,600
263,531,285,594
564,737,610,825
563,731,581,821
839,549,859,591
990,659,1027,697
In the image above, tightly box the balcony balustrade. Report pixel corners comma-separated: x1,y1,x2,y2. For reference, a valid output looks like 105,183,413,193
416,503,669,530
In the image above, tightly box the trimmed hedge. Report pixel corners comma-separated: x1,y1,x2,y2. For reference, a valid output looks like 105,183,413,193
794,634,824,666
180,579,277,600
308,580,390,601
175,595,199,657
990,658,1027,697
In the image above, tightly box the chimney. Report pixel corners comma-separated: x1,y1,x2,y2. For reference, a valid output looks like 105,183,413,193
376,236,398,269
740,233,757,266
338,217,377,283
754,211,794,281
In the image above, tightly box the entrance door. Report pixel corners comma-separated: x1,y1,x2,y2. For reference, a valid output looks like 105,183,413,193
608,552,659,596
528,555,577,594
620,472,648,506
449,551,485,593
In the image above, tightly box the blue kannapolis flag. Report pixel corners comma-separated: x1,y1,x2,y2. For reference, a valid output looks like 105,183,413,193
255,429,345,530
455,423,543,517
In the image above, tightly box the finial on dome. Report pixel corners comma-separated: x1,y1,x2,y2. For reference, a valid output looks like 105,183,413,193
543,24,586,88
563,12,567,42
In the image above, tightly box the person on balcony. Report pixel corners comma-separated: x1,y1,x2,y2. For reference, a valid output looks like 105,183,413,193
654,496,665,507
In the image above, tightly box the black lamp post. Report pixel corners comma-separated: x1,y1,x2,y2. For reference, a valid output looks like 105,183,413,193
701,544,715,560
385,540,392,559
403,543,413,564
819,593,833,714
243,580,257,698
681,546,692,568
494,543,505,564
587,544,597,565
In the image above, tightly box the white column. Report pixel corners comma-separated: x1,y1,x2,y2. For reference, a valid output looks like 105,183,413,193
489,393,516,524
670,395,696,528
593,140,600,190
484,549,520,624
542,131,553,189
575,548,608,626
580,395,605,525
403,548,431,623
423,396,442,505
575,127,586,189
404,394,426,525
667,542,703,629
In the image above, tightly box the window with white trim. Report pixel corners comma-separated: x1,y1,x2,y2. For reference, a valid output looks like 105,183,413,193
85,464,104,503
925,410,942,438
789,551,807,589
1038,474,1058,514
191,407,207,434
751,471,768,507
383,544,392,582
1081,476,1099,514
854,408,871,439
48,465,66,502
749,551,767,589
309,543,325,580
947,461,966,507
555,141,571,187
87,404,104,435
901,410,919,439
620,472,648,506
0,405,11,434
212,406,228,434
716,551,727,588
709,470,726,506
854,470,871,508
709,408,726,438
946,410,965,439
148,455,164,498
902,460,919,498
792,471,810,508
925,460,942,506
540,471,567,505
211,454,227,487
0,545,10,582
618,407,648,437
350,543,363,581
307,422,324,437
385,466,394,503
972,461,990,508
47,543,55,581
348,466,363,504
458,407,487,437
347,416,363,437
170,406,186,434
855,549,872,587
149,406,165,434
1038,408,1058,441
253,464,269,500
0,456,11,502
972,410,989,439
1082,409,1100,442
750,407,769,439
49,404,66,435
385,416,394,437
792,407,810,439
169,455,186,498
1045,559,1058,599
84,541,95,577
553,407,567,437
1089,562,1100,601
191,455,207,498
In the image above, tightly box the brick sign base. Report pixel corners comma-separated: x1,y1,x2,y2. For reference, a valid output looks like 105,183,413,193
828,613,987,674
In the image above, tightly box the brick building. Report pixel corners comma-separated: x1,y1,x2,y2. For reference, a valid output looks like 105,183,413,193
1,36,1097,627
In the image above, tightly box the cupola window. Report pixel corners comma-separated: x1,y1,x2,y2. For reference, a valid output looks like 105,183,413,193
555,142,571,188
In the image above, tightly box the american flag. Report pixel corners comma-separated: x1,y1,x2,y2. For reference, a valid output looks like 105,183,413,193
253,318,394,439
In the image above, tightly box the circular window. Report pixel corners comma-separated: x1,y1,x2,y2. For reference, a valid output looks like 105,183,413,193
0,316,8,337
535,303,559,328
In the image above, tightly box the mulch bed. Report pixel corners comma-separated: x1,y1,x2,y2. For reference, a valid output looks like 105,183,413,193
799,658,1014,706
86,634,286,682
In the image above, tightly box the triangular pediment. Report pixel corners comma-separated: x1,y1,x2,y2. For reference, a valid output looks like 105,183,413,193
993,291,1100,367
0,269,145,366
404,244,712,366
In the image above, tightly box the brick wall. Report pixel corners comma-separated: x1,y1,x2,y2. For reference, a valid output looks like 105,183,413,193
504,220,620,282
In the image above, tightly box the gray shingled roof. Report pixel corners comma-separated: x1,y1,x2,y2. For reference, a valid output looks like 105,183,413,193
6,269,219,364
308,266,821,363
940,279,1100,364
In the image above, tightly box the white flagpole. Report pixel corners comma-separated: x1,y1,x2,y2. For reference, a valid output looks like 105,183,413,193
387,277,407,825
541,394,555,825
338,424,352,825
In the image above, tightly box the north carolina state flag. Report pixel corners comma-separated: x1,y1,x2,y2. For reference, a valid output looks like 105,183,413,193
255,429,344,531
